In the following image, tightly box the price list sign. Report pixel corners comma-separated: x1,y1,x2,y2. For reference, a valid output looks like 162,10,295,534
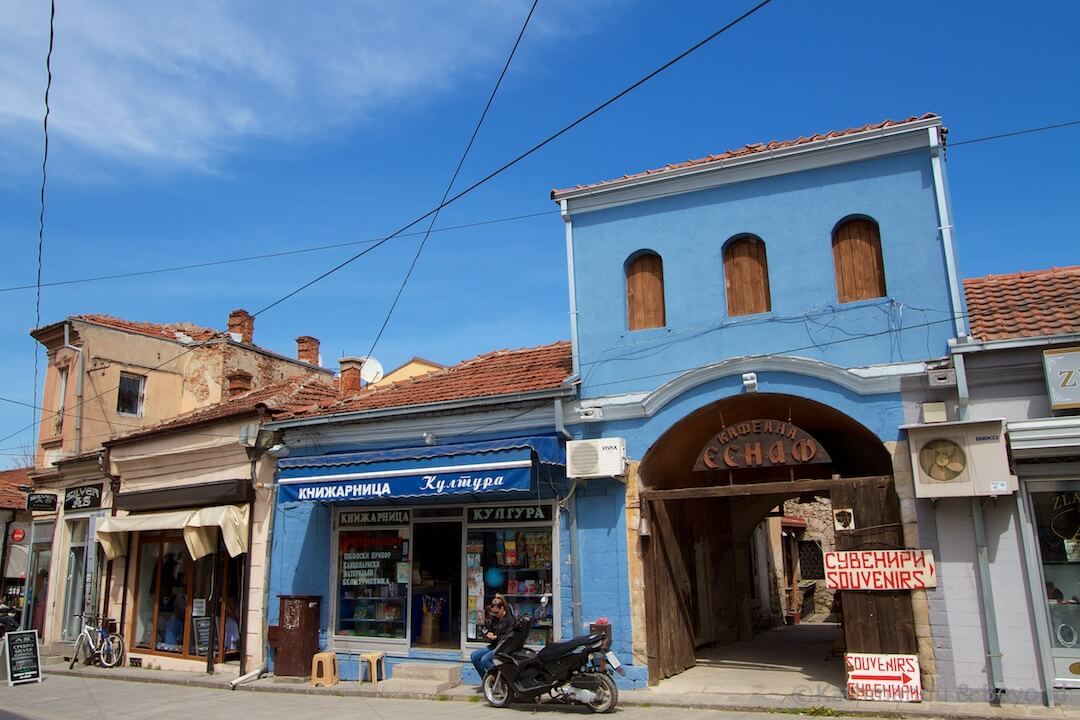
3,630,43,686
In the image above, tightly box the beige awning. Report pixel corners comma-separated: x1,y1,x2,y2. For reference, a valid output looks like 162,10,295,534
95,504,249,561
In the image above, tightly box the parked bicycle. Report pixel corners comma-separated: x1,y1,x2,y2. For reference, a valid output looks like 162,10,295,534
69,614,125,669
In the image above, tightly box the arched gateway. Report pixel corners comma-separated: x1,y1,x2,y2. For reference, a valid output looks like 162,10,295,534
638,392,917,684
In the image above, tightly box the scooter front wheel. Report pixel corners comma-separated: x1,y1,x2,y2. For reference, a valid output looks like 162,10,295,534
483,670,512,708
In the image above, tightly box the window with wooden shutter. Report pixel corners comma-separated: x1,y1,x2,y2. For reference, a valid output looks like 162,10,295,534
626,251,666,330
832,217,886,303
723,235,771,316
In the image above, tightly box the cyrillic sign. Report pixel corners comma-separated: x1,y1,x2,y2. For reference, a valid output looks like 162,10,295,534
846,653,921,702
339,509,410,527
279,465,532,504
824,549,937,590
468,505,552,524
694,419,831,471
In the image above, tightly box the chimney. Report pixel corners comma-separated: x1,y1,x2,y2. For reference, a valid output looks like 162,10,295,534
296,336,320,366
227,369,253,398
338,357,364,397
227,309,254,344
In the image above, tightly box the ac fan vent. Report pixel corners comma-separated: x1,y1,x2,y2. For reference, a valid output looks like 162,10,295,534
918,438,967,482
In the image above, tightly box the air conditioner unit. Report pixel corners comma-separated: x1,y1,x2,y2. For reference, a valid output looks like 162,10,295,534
567,438,627,480
901,419,1017,498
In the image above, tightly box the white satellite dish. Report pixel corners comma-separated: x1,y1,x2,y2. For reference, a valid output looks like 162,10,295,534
357,356,384,385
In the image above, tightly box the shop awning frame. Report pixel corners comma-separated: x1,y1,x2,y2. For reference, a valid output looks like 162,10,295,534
95,504,250,561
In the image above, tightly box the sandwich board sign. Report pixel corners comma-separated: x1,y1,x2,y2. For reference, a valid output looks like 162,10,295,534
2,630,43,686
845,653,920,702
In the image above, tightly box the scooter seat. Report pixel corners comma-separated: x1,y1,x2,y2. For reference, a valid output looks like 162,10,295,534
536,633,599,661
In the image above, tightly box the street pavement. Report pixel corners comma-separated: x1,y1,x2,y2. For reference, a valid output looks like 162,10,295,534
0,674,916,720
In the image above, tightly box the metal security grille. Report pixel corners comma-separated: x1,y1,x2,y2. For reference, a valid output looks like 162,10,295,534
798,540,825,580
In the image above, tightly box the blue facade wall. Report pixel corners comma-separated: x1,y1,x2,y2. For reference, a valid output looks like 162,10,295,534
571,150,953,399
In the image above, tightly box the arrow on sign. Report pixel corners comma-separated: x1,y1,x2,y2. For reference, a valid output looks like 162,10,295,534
850,672,913,684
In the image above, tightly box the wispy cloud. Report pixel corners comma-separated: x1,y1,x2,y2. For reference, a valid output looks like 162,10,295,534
0,0,595,172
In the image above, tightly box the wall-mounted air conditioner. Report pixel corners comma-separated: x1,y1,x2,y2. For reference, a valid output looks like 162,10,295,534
567,438,627,480
901,419,1017,498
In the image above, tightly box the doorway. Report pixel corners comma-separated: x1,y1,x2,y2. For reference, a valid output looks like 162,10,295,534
61,518,91,641
411,521,461,649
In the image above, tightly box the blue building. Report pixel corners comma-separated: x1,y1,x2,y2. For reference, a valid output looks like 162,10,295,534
551,114,966,692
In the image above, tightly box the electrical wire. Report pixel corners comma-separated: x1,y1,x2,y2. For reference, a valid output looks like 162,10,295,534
364,0,540,364
948,119,1080,147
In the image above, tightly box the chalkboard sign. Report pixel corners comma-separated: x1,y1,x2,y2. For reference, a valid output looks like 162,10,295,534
3,630,42,686
25,494,57,512
192,617,215,657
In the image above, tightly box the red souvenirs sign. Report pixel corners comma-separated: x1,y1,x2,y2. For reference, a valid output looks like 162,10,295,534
845,653,922,702
694,419,831,471
824,549,937,590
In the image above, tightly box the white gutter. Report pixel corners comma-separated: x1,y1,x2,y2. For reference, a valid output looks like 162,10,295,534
928,127,968,339
951,332,1080,354
562,199,581,378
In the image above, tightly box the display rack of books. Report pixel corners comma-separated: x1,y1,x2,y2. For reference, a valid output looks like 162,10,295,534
467,529,553,645
338,530,408,639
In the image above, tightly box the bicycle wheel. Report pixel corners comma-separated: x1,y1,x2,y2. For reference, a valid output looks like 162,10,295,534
99,633,125,668
69,634,85,670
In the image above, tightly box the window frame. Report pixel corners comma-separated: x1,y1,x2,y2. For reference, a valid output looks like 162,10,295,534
116,372,146,417
624,250,667,331
722,234,772,317
832,215,887,304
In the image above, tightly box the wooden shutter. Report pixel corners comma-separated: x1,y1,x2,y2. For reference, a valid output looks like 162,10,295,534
627,253,666,330
723,236,771,316
833,218,886,303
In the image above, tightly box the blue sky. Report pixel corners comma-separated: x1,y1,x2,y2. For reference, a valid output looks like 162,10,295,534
1,0,1078,461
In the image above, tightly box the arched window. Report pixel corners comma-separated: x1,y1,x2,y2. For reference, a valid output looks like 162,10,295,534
832,217,886,303
626,251,666,330
723,235,771,316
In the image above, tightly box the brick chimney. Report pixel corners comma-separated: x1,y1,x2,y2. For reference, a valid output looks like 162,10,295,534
338,357,364,397
227,309,254,344
227,369,253,398
296,336,320,366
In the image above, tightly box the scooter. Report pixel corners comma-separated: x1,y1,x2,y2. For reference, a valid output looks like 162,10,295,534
482,597,624,713
0,602,20,639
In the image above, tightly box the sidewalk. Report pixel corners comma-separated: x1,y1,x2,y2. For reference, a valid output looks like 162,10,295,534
38,663,1080,719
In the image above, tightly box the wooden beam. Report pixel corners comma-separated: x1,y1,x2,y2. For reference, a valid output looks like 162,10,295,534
640,475,889,502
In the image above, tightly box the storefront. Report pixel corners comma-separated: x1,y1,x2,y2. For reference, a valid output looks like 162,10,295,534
271,436,566,664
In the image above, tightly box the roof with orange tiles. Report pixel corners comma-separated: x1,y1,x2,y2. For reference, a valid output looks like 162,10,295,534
0,467,30,510
73,314,229,343
551,114,941,199
106,374,339,446
964,266,1080,341
281,341,573,421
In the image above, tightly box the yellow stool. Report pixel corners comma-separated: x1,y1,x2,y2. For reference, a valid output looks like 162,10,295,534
311,652,339,687
358,651,385,687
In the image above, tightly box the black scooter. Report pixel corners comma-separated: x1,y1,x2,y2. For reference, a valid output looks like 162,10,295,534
482,600,624,713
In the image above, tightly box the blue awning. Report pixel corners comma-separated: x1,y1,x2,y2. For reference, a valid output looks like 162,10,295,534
276,436,563,505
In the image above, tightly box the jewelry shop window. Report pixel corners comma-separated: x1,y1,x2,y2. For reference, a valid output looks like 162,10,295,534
337,512,411,640
466,505,554,647
1032,487,1080,652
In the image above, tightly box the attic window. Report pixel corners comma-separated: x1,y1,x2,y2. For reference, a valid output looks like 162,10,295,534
117,373,145,416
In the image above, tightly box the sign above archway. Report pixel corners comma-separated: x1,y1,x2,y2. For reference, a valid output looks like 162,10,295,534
694,419,832,470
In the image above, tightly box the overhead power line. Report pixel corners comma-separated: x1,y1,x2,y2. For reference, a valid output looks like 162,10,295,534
364,0,540,363
949,118,1080,147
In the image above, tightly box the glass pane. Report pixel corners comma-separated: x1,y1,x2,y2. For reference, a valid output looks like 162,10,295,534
223,557,243,655
466,529,552,645
156,542,188,653
338,530,408,639
134,543,159,651
62,546,87,640
117,374,143,414
188,556,215,657
69,519,88,545
1032,489,1080,650
28,548,51,637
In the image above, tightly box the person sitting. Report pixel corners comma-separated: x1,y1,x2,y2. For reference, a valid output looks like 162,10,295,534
470,594,514,682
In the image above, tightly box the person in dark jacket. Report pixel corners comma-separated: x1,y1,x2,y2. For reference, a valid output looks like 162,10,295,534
471,594,514,680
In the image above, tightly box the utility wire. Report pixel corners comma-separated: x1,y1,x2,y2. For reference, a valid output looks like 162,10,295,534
364,0,540,363
1,0,776,449
31,0,56,454
949,119,1080,147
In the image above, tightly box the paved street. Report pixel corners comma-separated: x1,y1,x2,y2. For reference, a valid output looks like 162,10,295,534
0,675,918,720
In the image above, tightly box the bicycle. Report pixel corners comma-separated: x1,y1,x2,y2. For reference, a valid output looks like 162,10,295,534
69,614,125,669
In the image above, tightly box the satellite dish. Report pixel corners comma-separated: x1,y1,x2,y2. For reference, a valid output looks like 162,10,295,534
357,356,384,385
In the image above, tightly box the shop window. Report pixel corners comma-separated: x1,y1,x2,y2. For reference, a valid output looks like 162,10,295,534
337,529,409,639
626,251,666,331
117,373,145,416
466,528,553,646
1032,489,1080,651
798,540,826,580
723,235,771,316
832,217,886,303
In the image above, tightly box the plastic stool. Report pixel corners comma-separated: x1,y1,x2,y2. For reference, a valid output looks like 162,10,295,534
358,651,385,687
311,652,339,687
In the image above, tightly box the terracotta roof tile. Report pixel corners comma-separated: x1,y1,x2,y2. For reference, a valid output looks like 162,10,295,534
74,314,228,343
0,467,30,510
283,341,572,420
106,375,338,445
551,114,940,198
964,266,1080,341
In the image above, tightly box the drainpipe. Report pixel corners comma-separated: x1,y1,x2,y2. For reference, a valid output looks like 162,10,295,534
928,127,967,340
561,200,582,378
953,351,1006,700
61,322,84,455
237,454,258,677
260,476,279,675
554,398,583,637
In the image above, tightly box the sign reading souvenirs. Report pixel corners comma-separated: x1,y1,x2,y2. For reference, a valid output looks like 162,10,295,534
845,653,921,702
468,505,553,524
824,549,937,590
25,493,57,512
3,630,42,687
340,510,410,527
279,464,531,504
64,484,103,512
694,420,831,471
